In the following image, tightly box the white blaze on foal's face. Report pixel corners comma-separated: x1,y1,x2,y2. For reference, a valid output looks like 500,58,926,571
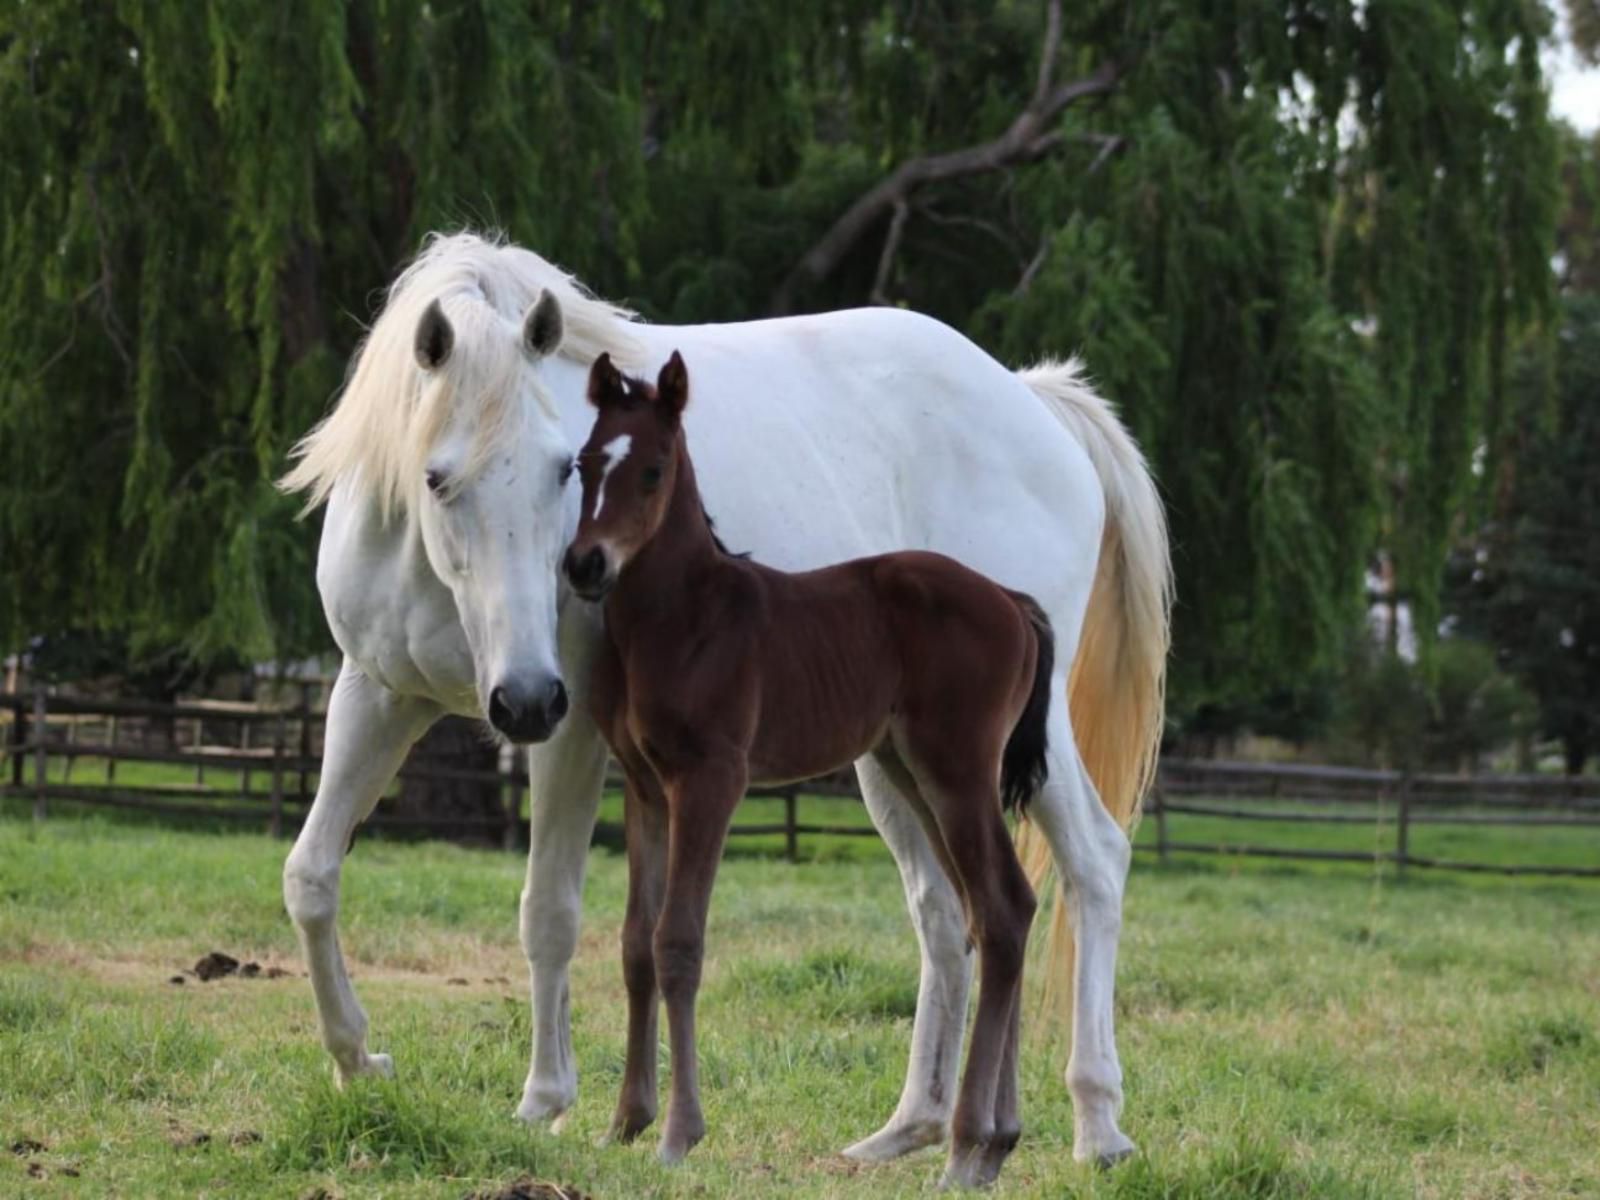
591,434,633,520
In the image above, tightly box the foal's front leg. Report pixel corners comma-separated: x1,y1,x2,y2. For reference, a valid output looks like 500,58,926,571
605,779,669,1143
655,759,747,1164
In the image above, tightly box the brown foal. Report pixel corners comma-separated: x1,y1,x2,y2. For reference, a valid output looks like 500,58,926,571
563,351,1056,1189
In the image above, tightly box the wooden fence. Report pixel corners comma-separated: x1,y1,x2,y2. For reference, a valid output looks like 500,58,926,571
3,689,1597,876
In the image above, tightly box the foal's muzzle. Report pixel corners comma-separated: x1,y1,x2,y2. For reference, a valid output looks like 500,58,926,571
488,677,568,744
563,545,613,601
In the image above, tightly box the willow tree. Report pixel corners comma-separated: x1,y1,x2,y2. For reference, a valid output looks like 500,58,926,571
757,1,1558,713
0,0,1562,730
0,0,862,667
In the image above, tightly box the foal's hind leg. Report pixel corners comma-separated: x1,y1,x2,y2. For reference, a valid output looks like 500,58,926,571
842,751,971,1162
604,779,668,1144
896,746,1036,1190
979,973,1024,1185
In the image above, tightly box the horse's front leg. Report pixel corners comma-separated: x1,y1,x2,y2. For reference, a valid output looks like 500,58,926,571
283,660,438,1084
842,752,972,1161
515,696,609,1126
655,759,746,1164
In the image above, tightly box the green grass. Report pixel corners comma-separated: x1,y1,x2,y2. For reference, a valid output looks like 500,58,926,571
1,804,1597,1198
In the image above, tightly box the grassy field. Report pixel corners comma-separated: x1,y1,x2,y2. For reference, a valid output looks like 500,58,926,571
1,803,1597,1199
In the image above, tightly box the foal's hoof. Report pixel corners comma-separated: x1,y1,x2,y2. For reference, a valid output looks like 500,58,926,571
937,1154,992,1192
841,1118,946,1162
657,1120,705,1165
597,1111,654,1147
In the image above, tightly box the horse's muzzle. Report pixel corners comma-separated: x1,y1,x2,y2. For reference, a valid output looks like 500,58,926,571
488,677,568,743
563,544,613,601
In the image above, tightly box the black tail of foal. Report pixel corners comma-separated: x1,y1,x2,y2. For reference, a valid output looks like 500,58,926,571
1000,596,1054,816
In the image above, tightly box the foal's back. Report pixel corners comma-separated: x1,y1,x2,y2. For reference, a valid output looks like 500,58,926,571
692,548,1040,787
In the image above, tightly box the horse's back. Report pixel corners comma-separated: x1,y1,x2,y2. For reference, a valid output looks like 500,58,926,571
628,309,1104,626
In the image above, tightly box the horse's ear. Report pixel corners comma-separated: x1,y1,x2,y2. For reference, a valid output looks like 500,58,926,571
587,353,625,408
523,289,564,359
655,350,689,422
414,299,454,370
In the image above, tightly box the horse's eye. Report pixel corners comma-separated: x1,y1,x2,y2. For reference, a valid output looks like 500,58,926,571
559,457,575,486
425,469,447,496
641,465,663,492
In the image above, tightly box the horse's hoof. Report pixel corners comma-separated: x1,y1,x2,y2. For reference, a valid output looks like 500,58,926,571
841,1118,946,1162
1075,1131,1136,1169
514,1088,573,1127
335,1051,393,1088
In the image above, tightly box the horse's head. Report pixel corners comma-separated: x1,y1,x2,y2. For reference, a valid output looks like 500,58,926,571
411,291,575,743
563,351,690,601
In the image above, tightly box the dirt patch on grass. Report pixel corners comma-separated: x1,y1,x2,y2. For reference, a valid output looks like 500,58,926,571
463,1178,590,1200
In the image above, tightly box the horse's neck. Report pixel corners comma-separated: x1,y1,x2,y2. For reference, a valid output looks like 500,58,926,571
610,438,722,625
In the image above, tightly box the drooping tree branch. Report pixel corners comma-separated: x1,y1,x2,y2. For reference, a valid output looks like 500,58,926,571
770,1,1124,313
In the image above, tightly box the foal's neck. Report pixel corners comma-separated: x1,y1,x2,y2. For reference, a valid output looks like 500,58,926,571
616,433,723,610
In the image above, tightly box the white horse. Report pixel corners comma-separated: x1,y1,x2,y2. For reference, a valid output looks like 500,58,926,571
278,232,1169,1169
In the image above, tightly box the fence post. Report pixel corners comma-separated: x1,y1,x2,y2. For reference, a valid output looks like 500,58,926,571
10,694,26,790
784,789,799,863
1154,785,1169,865
32,687,48,821
1395,771,1412,878
192,717,206,785
297,682,314,809
268,712,287,838
502,745,522,852
106,715,118,783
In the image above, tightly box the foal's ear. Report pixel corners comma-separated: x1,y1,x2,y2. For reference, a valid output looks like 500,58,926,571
655,350,689,422
414,299,454,371
587,352,626,408
523,289,564,359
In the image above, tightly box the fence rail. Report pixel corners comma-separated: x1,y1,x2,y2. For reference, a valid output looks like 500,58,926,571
4,689,1598,875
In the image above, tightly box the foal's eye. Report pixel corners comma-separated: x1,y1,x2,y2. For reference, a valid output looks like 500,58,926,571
641,465,663,492
425,469,447,496
559,457,575,486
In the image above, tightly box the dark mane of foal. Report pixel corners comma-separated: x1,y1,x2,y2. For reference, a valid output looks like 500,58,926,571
700,505,749,560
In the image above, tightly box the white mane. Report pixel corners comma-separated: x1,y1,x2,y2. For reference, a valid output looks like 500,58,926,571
279,231,645,519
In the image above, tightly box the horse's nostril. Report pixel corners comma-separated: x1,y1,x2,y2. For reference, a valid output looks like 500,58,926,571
547,679,569,724
488,686,515,730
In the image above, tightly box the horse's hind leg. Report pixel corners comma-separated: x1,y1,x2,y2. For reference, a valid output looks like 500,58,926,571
1027,694,1137,1166
841,750,971,1163
282,660,438,1084
604,779,668,1144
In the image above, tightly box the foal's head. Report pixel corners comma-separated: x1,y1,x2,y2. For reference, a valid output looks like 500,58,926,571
562,351,690,600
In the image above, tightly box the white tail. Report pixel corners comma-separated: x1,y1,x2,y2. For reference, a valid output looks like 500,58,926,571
1013,357,1172,1022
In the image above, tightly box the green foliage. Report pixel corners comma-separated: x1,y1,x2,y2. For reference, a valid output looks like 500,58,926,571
1448,292,1600,772
1330,635,1534,770
0,1,1561,724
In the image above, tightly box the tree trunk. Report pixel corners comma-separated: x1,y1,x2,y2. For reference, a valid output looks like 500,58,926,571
391,716,504,841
